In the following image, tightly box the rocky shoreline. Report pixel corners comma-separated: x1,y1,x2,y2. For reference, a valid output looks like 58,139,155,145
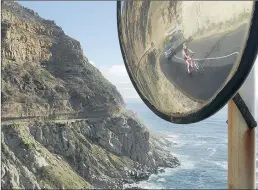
122,168,166,189
1,114,180,189
125,166,166,182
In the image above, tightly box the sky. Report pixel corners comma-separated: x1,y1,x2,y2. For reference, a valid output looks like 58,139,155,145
18,1,140,101
18,1,257,103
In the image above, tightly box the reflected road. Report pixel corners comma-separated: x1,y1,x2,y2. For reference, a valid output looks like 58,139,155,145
160,23,247,102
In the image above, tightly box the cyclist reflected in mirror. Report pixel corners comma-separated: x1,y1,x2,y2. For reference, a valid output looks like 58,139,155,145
182,43,195,74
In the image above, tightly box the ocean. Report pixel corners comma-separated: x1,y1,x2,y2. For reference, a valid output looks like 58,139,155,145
125,101,257,189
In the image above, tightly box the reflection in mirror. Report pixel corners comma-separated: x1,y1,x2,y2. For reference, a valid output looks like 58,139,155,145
119,1,254,118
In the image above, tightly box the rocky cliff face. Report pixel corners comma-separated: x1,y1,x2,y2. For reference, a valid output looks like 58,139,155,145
1,1,180,189
2,113,179,189
1,1,124,119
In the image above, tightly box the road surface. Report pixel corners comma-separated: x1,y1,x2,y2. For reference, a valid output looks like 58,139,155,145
160,23,248,102
1,111,112,125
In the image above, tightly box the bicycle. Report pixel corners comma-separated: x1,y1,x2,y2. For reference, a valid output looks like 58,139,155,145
186,53,204,75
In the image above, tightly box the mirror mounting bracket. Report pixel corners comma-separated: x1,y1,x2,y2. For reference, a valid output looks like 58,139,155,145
232,93,257,128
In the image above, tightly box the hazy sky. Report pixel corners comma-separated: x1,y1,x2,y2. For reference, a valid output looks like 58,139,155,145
18,1,140,101
18,1,257,103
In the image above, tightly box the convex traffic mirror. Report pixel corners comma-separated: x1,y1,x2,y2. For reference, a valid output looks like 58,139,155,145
117,1,258,124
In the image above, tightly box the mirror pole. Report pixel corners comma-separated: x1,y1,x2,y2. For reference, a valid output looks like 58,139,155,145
228,66,256,189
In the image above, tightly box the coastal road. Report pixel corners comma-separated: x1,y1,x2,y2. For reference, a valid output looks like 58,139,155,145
1,117,106,126
160,23,248,102
1,111,111,125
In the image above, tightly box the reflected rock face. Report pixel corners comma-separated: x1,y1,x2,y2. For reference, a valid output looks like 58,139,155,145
119,1,253,117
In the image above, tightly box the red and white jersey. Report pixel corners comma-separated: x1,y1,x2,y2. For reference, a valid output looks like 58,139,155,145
182,48,189,59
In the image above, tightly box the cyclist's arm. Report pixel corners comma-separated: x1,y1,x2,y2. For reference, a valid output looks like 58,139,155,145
188,48,194,53
182,50,187,58
183,52,190,60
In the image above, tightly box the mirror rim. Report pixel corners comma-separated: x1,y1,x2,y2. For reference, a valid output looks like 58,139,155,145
117,1,258,124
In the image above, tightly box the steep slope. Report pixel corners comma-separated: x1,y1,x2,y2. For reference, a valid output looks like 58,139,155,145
2,1,124,119
1,1,180,189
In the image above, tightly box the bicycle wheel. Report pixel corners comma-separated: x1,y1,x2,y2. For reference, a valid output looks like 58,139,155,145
194,61,204,74
194,62,199,70
198,62,204,74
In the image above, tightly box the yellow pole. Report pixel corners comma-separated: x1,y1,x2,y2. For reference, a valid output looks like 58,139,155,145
228,66,256,189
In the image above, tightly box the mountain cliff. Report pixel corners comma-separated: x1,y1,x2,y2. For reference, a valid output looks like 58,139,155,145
2,1,125,119
1,1,180,189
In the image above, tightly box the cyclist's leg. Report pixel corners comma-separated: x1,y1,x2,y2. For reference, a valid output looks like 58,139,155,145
186,55,193,67
186,59,190,73
189,57,194,67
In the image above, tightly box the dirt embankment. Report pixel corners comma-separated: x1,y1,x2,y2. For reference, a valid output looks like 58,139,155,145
181,1,253,39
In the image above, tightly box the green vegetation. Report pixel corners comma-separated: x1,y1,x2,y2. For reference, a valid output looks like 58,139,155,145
9,124,36,150
20,133,36,150
163,35,171,47
1,142,10,153
11,122,19,129
23,72,32,82
40,165,91,189
109,153,134,169
40,69,54,81
79,141,84,149
91,144,134,171
69,126,92,151
78,134,91,149
110,154,118,162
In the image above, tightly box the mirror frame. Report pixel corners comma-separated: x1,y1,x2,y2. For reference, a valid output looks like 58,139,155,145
117,1,258,124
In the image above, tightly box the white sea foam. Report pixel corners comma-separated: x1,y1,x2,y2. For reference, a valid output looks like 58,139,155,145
166,134,180,140
170,154,196,170
203,160,227,170
207,147,217,157
166,133,208,148
157,178,166,182
214,161,227,170
173,142,186,148
123,159,195,189
124,167,179,189
178,159,196,170
193,140,207,146
123,181,165,189
158,138,166,144
165,134,184,147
